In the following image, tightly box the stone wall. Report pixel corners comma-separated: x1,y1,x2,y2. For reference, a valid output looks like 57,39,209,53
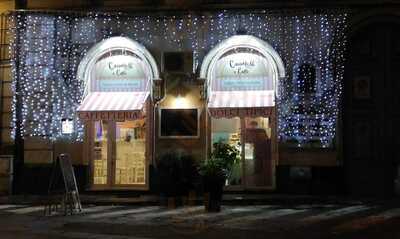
0,1,14,194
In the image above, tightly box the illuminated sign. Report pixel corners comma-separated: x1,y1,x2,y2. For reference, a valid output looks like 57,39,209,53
98,80,141,91
61,118,74,134
208,107,273,118
108,61,135,76
77,111,144,121
229,59,255,75
220,77,264,90
93,55,147,92
213,52,274,91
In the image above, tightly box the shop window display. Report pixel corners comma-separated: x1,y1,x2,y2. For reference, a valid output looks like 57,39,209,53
93,121,108,185
211,117,242,186
92,119,147,187
211,117,272,188
244,117,272,187
115,120,146,185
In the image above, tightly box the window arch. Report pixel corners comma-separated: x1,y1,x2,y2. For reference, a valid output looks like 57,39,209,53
200,35,286,97
77,36,160,98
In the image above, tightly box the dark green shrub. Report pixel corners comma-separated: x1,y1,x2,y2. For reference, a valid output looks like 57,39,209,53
157,151,199,197
199,142,240,212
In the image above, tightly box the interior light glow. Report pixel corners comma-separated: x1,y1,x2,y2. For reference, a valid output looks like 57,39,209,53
172,94,190,109
61,118,74,134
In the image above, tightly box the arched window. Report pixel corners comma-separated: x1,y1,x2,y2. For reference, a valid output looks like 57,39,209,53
77,36,160,98
200,35,286,98
77,37,160,121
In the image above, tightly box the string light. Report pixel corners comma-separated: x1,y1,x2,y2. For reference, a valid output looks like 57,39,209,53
9,10,348,147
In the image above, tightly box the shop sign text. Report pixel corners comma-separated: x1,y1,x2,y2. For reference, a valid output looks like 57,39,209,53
209,107,273,118
108,61,134,76
78,111,144,121
229,59,255,75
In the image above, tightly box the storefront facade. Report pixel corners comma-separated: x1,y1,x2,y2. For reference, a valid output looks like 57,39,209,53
76,37,160,190
72,34,285,190
7,9,349,193
201,35,284,189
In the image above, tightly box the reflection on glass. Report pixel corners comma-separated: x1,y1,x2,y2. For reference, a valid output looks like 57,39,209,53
115,119,146,185
211,117,242,186
93,121,108,185
244,117,272,187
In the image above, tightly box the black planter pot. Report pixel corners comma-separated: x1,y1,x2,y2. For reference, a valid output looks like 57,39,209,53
203,175,225,212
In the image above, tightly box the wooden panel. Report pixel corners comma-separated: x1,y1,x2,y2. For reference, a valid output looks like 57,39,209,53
392,118,400,165
0,157,9,175
0,66,11,81
389,24,400,59
0,45,9,60
2,81,11,97
54,141,84,165
389,64,400,111
24,150,53,164
388,28,400,114
1,97,10,112
103,0,150,7
343,23,398,196
24,136,52,150
279,149,337,167
4,31,11,45
351,28,379,60
0,178,9,194
1,111,10,128
0,1,14,12
27,0,86,9
350,119,378,161
1,127,11,143
156,81,207,161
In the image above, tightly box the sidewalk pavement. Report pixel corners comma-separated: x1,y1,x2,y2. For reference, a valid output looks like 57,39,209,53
1,203,400,239
0,193,390,206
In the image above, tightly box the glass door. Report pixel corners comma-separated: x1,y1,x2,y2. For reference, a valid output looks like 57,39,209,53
211,116,273,189
91,119,147,188
92,120,110,185
211,117,242,187
115,120,146,185
243,117,273,188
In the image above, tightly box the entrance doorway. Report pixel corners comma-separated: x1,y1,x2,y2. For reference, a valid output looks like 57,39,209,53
76,37,160,191
90,119,147,189
199,35,284,191
344,22,400,196
211,116,275,189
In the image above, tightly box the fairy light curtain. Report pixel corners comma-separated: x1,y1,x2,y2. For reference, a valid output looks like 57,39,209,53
9,10,347,147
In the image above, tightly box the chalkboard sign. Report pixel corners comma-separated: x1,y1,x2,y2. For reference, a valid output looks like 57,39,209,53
47,154,82,215
59,154,79,194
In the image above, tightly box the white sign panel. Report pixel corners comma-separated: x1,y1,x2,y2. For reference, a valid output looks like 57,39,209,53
92,55,148,92
61,119,74,134
212,52,274,91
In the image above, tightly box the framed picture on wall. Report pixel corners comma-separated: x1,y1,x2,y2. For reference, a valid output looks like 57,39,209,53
353,76,371,99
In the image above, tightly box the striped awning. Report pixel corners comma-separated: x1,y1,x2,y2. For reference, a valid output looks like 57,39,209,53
207,90,275,118
77,91,149,121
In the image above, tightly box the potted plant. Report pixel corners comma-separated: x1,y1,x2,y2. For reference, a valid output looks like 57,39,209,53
211,141,241,182
200,142,240,212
